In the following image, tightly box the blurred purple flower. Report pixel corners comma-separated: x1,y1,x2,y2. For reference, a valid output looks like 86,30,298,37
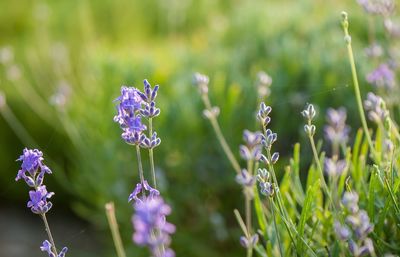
357,0,395,15
132,196,175,257
366,63,395,89
324,157,347,176
324,107,350,146
236,169,256,187
364,92,388,123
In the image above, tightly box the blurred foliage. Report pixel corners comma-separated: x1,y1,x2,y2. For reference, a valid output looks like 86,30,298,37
0,0,385,256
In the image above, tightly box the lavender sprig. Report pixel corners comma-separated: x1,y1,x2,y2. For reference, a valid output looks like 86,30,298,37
16,148,67,257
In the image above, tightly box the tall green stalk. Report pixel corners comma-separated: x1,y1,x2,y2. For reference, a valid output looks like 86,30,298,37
105,202,127,257
201,93,241,174
148,118,157,188
341,12,376,159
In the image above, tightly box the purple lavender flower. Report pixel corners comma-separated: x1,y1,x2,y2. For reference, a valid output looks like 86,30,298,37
129,180,160,204
114,86,147,145
139,80,160,118
324,107,350,146
239,130,262,161
364,92,388,123
40,240,68,257
357,0,395,15
236,169,256,187
342,192,359,214
132,196,175,257
16,148,52,187
336,192,375,256
334,221,351,240
27,186,54,214
324,157,347,176
366,63,395,89
240,234,259,249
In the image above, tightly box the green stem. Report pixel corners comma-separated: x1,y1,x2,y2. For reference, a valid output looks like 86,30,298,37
40,213,58,256
136,145,145,184
269,198,283,257
201,94,241,174
307,129,336,212
148,118,157,188
105,202,127,257
341,12,376,159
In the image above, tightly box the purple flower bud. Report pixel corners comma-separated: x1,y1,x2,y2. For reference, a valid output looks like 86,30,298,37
240,234,259,249
27,186,54,214
271,152,279,164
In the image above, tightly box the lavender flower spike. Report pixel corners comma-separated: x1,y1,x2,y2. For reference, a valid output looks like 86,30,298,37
132,196,175,257
324,107,350,146
16,148,52,187
114,86,147,145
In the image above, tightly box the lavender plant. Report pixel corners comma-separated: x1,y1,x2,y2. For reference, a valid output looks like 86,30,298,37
15,148,68,257
108,79,175,257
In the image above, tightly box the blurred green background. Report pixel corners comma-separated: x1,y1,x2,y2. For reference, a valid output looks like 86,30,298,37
0,0,380,256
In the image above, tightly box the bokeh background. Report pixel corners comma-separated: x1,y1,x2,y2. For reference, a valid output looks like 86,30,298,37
0,0,382,256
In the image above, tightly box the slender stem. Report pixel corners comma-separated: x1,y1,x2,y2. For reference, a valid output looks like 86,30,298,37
201,94,241,174
105,202,127,257
307,129,336,212
148,118,157,188
136,145,145,184
265,149,297,249
40,213,58,255
245,193,251,235
269,198,283,257
341,12,376,159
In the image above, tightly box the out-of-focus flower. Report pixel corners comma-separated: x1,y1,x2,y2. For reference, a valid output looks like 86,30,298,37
357,0,395,16
50,81,71,108
256,71,272,98
0,46,14,64
236,169,256,187
324,107,350,146
132,196,175,257
324,157,347,176
193,72,209,95
336,192,375,256
364,92,389,123
240,130,262,161
240,234,259,249
366,63,395,89
364,43,383,58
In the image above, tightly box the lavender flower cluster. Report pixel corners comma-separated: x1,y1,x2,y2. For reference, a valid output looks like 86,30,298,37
114,80,175,257
335,192,375,256
113,80,161,148
15,148,68,257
